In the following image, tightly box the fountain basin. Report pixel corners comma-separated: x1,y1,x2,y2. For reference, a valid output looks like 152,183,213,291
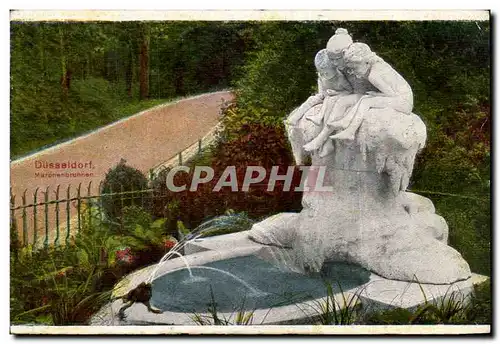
91,231,487,325
151,255,370,313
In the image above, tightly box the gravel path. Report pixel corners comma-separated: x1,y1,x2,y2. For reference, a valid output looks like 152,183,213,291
10,91,234,244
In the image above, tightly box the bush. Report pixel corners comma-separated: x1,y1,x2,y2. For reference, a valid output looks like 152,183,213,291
211,123,303,218
9,205,178,325
152,123,303,229
71,77,122,121
100,159,150,223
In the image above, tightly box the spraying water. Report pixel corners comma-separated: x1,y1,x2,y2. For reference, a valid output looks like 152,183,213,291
113,213,270,315
148,213,255,283
160,265,265,296
147,232,204,283
164,251,194,278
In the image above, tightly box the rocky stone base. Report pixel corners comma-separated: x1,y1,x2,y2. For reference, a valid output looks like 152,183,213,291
248,192,471,284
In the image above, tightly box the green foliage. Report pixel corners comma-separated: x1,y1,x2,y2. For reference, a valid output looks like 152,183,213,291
34,267,111,326
116,97,175,118
464,282,492,324
191,286,254,325
148,22,252,98
410,289,469,324
10,202,174,325
10,244,111,325
71,77,121,116
152,123,303,228
10,22,118,157
10,21,252,157
100,159,150,223
193,210,256,238
10,205,134,325
363,282,491,325
120,205,171,251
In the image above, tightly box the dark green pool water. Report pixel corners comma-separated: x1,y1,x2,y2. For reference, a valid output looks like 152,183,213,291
151,255,370,313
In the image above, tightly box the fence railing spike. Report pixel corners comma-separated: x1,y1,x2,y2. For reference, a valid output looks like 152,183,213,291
43,186,50,249
33,187,39,249
21,189,27,247
77,183,82,233
54,185,60,246
66,185,71,245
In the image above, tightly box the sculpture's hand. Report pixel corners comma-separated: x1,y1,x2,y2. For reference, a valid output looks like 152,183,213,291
286,109,304,126
366,91,383,96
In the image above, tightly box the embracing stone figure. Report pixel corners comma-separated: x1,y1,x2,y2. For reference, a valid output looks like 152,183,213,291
248,28,471,285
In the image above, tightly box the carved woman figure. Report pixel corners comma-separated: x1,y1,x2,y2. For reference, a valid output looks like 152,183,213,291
301,49,363,156
284,28,357,162
286,48,352,127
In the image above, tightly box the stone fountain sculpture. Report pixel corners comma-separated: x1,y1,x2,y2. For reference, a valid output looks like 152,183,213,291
90,29,477,326
248,28,472,285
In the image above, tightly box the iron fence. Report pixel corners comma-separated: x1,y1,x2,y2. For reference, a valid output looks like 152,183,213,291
9,182,158,250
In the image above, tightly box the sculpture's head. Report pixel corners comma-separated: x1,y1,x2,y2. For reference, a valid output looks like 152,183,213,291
326,28,353,70
343,42,378,78
314,49,336,80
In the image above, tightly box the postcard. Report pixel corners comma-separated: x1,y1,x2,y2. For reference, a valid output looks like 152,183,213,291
9,9,491,335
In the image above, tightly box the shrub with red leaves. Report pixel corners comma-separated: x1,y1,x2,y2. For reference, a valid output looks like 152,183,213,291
115,247,135,265
152,124,303,228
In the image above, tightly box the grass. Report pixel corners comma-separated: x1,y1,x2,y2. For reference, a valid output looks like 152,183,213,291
191,286,255,325
363,282,491,325
309,282,360,325
114,98,177,120
188,277,491,326
11,97,174,160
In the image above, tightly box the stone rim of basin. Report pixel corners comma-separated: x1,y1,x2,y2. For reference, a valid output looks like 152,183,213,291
106,245,363,325
96,240,485,326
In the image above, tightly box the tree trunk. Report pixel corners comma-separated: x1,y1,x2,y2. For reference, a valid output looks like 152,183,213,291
38,27,45,78
59,26,69,97
126,47,134,98
139,25,150,100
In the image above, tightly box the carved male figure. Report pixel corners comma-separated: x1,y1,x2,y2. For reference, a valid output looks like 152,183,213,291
331,42,414,141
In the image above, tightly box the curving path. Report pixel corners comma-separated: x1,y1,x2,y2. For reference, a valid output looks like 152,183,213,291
10,91,233,244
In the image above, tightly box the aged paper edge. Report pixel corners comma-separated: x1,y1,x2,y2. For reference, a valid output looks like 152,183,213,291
10,9,490,22
10,325,491,335
8,8,491,337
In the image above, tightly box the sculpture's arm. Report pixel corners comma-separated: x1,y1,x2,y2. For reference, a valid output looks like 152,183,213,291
286,79,326,125
367,62,413,112
367,63,400,97
336,69,354,93
286,93,325,125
